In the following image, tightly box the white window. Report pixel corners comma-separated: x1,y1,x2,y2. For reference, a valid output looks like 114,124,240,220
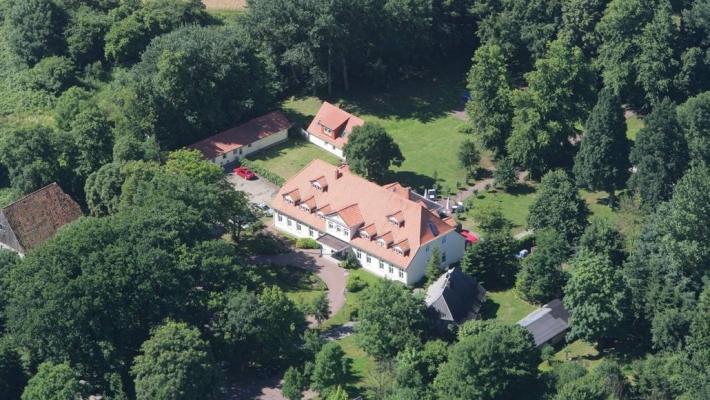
344,229,350,236
277,214,283,222
296,223,302,231
356,250,362,259
328,222,334,229
442,252,447,262
366,255,372,263
287,219,292,227
379,260,384,269
398,270,404,278
426,245,430,252
336,226,341,233
442,236,447,244
388,266,394,274
309,228,315,237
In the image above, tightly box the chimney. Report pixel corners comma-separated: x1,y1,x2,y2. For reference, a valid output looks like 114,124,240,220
334,168,342,180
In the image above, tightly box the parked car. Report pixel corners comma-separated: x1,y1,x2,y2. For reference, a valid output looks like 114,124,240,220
234,166,256,180
460,229,478,246
257,201,273,216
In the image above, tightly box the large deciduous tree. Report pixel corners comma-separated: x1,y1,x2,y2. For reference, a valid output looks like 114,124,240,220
677,91,710,165
125,25,279,148
343,123,404,182
465,43,513,156
564,253,630,343
516,229,569,304
507,38,596,176
458,139,481,179
131,321,220,400
635,4,679,106
434,322,540,400
311,342,349,396
357,280,425,360
21,362,81,400
628,99,689,210
0,126,61,195
578,217,625,265
6,0,65,65
573,87,630,206
527,169,589,243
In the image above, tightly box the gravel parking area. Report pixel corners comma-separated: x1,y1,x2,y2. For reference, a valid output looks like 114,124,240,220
228,173,279,205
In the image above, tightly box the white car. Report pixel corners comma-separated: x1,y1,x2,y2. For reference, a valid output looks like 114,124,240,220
257,202,273,216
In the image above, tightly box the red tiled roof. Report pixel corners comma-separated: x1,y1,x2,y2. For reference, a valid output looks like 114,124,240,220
306,102,364,149
272,160,455,269
2,183,82,251
189,111,291,159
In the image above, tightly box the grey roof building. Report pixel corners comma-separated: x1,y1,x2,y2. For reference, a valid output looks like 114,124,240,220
517,299,569,347
425,267,486,323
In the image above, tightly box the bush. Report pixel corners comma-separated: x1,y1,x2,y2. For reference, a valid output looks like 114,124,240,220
295,238,320,249
340,253,360,269
21,56,76,95
346,275,368,293
240,159,285,186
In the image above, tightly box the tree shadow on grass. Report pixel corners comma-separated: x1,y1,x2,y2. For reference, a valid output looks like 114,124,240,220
385,170,436,194
479,299,501,320
504,183,537,196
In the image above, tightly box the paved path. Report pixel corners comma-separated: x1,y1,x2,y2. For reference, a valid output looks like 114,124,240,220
250,248,348,318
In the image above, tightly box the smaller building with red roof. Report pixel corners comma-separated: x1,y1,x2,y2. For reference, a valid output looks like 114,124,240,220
189,111,291,166
302,102,365,159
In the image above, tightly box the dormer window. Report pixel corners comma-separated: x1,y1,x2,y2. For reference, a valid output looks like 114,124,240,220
300,203,312,212
360,231,370,239
283,189,300,205
394,247,404,255
310,176,328,191
312,182,323,190
387,211,404,227
377,238,387,247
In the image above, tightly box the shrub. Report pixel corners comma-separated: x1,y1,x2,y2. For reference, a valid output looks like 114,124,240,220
340,253,360,269
346,275,368,293
21,56,76,95
295,238,320,249
240,159,285,186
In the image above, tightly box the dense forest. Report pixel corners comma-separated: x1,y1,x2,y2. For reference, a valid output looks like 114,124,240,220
0,0,708,399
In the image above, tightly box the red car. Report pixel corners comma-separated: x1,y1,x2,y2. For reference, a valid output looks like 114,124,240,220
460,229,478,246
234,166,256,180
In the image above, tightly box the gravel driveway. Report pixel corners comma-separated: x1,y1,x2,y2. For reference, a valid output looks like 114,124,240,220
228,173,279,205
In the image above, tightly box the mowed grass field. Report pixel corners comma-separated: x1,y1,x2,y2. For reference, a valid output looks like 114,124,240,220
282,75,469,194
245,138,341,179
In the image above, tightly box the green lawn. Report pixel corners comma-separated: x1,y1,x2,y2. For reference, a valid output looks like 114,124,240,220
457,184,538,235
322,269,380,329
481,289,537,325
245,138,341,180
626,114,644,140
338,334,376,394
282,75,469,193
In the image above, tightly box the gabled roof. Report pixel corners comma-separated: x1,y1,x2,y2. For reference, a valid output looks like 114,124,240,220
518,299,569,347
425,268,486,323
271,159,456,269
2,183,82,252
188,111,291,159
306,102,364,149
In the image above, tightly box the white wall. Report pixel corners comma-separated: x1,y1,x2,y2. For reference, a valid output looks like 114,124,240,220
353,247,408,284
302,129,345,159
273,212,320,239
212,129,289,166
405,230,466,286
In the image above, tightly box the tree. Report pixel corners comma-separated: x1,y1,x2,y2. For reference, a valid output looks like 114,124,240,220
635,5,679,106
515,229,569,304
472,204,513,235
465,43,513,156
595,0,654,100
6,0,65,65
21,362,81,400
343,123,404,182
677,91,710,165
104,0,209,64
311,342,349,395
559,0,607,56
0,126,61,194
434,322,540,400
311,292,330,327
458,139,481,179
112,135,160,163
164,149,225,185
282,367,305,400
527,170,589,243
573,87,631,206
424,247,442,286
65,6,110,66
54,86,92,131
326,386,349,400
131,321,220,400
85,162,124,216
553,361,627,400
461,232,518,289
70,108,114,180
564,253,629,343
125,25,279,148
4,201,217,387
628,99,689,209
578,217,625,265
494,157,517,189
357,280,425,360
507,38,596,176
0,339,26,400
21,56,76,95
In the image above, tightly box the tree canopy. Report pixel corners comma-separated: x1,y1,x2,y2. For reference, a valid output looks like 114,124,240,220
343,123,404,182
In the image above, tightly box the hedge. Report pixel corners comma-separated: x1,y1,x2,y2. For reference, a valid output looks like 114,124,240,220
239,158,285,186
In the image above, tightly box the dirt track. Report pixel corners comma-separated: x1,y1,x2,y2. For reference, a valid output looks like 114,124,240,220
202,0,246,10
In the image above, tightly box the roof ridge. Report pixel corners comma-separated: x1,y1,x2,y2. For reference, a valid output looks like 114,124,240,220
3,182,59,211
